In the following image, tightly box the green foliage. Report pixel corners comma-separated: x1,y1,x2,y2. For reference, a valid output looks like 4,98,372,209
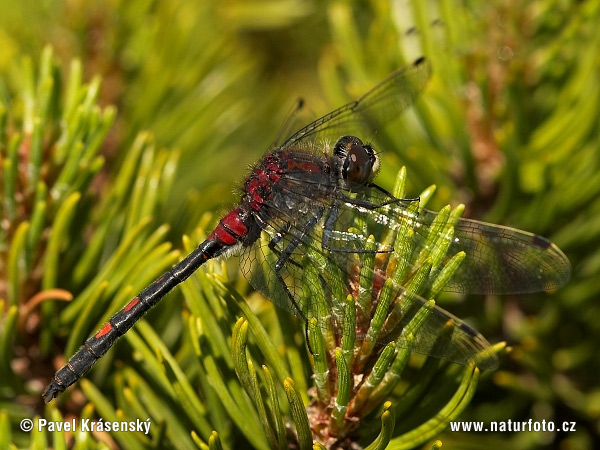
1,0,599,449
0,47,491,449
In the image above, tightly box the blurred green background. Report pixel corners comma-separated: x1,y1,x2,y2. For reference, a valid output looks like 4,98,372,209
1,0,599,449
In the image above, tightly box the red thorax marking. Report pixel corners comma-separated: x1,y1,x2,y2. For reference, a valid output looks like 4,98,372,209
286,160,321,172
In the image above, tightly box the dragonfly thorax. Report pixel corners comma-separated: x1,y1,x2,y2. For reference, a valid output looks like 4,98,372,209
333,135,379,189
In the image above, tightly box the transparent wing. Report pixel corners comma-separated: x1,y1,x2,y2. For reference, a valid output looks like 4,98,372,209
279,58,431,149
415,209,572,294
271,98,306,149
320,190,571,295
239,178,500,370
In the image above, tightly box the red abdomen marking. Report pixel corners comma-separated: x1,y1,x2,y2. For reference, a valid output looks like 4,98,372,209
123,297,140,312
222,209,249,236
208,209,248,245
95,322,113,338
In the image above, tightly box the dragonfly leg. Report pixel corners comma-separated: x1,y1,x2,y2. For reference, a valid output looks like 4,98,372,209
368,183,421,204
339,191,420,210
268,222,302,269
322,200,341,251
270,213,323,321
270,214,323,355
338,193,399,209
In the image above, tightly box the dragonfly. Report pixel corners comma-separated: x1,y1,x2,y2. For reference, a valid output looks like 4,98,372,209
43,58,571,402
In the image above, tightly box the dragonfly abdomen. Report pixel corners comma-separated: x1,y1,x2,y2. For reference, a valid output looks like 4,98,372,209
42,270,180,402
42,218,247,403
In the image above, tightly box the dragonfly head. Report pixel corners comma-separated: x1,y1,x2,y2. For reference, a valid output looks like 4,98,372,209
333,135,380,188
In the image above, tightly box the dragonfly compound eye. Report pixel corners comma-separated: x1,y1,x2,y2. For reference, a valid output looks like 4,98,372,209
345,143,373,184
334,135,379,186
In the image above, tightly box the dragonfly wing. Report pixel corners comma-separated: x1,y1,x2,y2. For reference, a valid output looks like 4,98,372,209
324,189,572,295
280,58,431,150
412,208,572,294
376,283,499,370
